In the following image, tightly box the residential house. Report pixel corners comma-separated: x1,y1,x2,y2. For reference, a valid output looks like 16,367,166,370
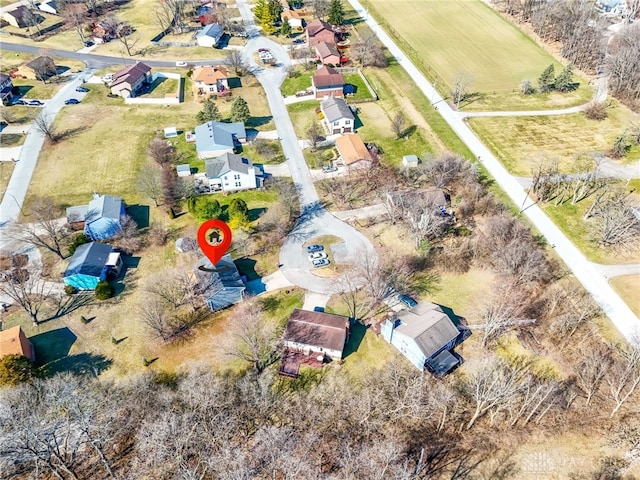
402,155,420,167
16,56,57,81
0,326,34,361
305,19,334,46
195,121,246,158
381,301,467,376
63,242,122,290
3,6,31,28
321,96,354,134
315,41,341,66
109,62,152,98
335,134,372,169
37,0,58,15
204,152,258,192
281,9,303,29
194,254,245,311
196,23,224,47
596,0,625,13
70,193,125,241
191,65,230,98
282,309,350,361
311,65,344,99
92,21,132,43
0,73,14,105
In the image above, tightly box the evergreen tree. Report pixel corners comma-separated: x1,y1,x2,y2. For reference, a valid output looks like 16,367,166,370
281,17,291,37
538,64,555,93
196,100,222,124
0,355,36,386
228,198,250,228
268,0,283,20
254,0,270,22
555,64,574,92
328,0,344,25
230,96,251,123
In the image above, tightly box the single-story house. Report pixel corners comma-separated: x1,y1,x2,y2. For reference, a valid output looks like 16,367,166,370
67,194,125,240
381,301,467,376
0,326,34,361
402,155,420,167
63,242,123,290
195,121,246,158
335,134,373,169
176,164,191,177
281,9,303,29
282,309,350,361
16,56,57,81
205,152,258,192
3,6,31,28
305,18,335,46
315,41,341,66
91,21,132,42
321,96,354,134
196,23,224,47
194,254,245,311
0,73,14,105
109,62,152,98
191,65,230,98
311,65,344,99
37,0,58,15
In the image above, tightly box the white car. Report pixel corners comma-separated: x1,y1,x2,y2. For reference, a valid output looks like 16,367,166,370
309,252,328,261
175,61,188,67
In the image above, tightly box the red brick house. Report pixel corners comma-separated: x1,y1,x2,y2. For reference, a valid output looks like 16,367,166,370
305,19,334,46
315,41,341,66
312,65,344,98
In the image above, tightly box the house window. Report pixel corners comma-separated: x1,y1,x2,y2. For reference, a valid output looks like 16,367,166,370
235,181,241,187
333,121,339,126
234,174,240,180
345,120,350,125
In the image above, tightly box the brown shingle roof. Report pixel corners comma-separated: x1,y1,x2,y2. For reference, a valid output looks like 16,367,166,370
283,309,349,355
192,65,228,84
281,9,301,20
315,41,339,59
111,62,151,87
0,326,33,361
306,19,332,37
335,134,372,165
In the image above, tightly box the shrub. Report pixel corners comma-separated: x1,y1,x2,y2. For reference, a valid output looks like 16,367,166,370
187,196,222,221
584,101,608,121
0,355,36,386
520,79,535,95
68,233,89,255
64,284,78,295
80,315,90,324
167,207,176,219
95,281,114,300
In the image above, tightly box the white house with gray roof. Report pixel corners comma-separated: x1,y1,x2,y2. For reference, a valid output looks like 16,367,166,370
320,96,354,134
204,152,258,192
195,121,246,158
381,301,468,376
196,23,224,47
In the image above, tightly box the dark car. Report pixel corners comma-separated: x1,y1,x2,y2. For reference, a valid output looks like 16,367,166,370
27,100,44,106
75,86,89,93
65,98,80,105
13,99,27,105
398,294,418,309
84,40,94,47
305,244,324,253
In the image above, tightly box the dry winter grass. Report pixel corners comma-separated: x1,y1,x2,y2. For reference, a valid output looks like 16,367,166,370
610,275,640,318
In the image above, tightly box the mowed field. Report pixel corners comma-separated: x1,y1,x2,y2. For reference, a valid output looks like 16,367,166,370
365,0,563,92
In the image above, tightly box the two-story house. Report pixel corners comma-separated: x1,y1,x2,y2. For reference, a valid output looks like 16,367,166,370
191,65,230,99
16,56,57,81
204,152,258,192
321,96,354,134
282,309,350,361
109,62,152,98
195,121,246,158
305,19,335,46
315,41,341,66
0,73,14,105
311,66,344,99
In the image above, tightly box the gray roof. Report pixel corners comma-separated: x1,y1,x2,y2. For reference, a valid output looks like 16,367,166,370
283,309,349,354
205,153,252,179
194,254,245,311
195,121,246,154
197,23,224,40
394,302,459,358
66,205,88,223
403,155,419,164
321,97,354,123
176,164,191,173
64,242,112,278
0,73,10,84
85,195,123,223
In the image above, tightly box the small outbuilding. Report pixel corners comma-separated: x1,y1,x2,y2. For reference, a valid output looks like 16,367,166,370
164,127,178,138
402,155,420,167
176,164,191,177
0,326,34,361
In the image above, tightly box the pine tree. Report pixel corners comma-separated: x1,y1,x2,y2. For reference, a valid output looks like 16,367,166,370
268,0,283,20
281,17,291,37
230,96,251,123
254,0,270,22
228,198,250,228
555,64,574,92
328,0,344,25
538,64,555,93
196,100,222,124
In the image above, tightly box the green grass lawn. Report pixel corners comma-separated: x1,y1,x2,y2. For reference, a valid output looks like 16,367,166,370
281,70,313,96
343,72,375,100
140,77,179,98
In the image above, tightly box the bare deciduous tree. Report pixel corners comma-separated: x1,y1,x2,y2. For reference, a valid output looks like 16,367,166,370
451,73,473,110
225,50,249,76
606,344,640,417
587,191,640,247
306,121,323,150
351,31,388,68
0,261,53,325
110,214,140,255
136,165,163,207
390,111,406,139
33,112,59,143
574,343,611,405
478,281,530,347
10,197,68,258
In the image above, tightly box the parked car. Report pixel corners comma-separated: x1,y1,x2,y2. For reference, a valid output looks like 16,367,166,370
75,86,89,93
305,244,324,253
13,99,27,105
84,40,94,47
27,100,44,106
64,98,80,105
309,252,328,261
398,294,418,309
175,61,188,67
322,165,337,173
312,258,330,268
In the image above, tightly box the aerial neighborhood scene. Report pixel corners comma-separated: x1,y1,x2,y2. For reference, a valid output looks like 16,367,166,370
1,0,640,475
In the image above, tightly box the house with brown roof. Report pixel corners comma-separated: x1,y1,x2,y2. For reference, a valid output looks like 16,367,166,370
335,134,373,169
0,326,34,361
3,6,32,28
109,62,152,98
315,41,341,66
321,96,354,134
312,65,344,99
282,309,350,361
16,56,57,81
305,19,335,46
192,65,230,99
281,9,303,29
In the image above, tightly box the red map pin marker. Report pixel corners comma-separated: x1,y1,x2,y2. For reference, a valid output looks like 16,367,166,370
197,219,233,266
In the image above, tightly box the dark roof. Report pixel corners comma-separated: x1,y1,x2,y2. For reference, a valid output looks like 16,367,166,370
0,73,11,84
6,5,30,23
194,254,245,311
426,349,459,375
197,23,224,40
283,309,349,354
312,66,344,89
321,96,354,123
111,62,151,87
205,153,252,179
306,19,332,37
316,41,339,59
85,195,122,223
64,242,112,278
25,56,56,72
394,302,459,359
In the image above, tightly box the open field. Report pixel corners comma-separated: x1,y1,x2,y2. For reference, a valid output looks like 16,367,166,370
610,275,640,319
468,104,640,176
0,161,15,198
360,0,592,110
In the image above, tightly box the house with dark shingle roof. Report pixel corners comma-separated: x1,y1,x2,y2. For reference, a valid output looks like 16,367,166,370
194,254,245,311
196,22,224,47
381,302,469,376
109,62,152,98
0,73,14,105
16,56,57,81
282,309,350,361
3,6,32,28
195,121,246,158
311,65,344,99
315,41,341,66
204,152,257,192
321,96,354,134
63,242,122,290
305,19,334,46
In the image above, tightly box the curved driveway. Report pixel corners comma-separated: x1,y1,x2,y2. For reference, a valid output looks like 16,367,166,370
347,0,640,341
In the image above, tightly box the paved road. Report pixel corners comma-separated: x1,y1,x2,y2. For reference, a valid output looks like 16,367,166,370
592,263,640,279
347,0,640,341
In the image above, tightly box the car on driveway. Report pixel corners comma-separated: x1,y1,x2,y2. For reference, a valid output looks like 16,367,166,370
27,100,44,106
309,252,328,261
13,99,27,105
305,244,324,253
76,86,89,93
64,98,80,105
312,258,330,268
398,294,418,309
322,165,338,173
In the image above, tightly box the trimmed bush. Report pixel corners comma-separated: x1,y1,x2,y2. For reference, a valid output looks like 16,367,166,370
68,233,89,255
64,284,78,295
95,281,114,300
